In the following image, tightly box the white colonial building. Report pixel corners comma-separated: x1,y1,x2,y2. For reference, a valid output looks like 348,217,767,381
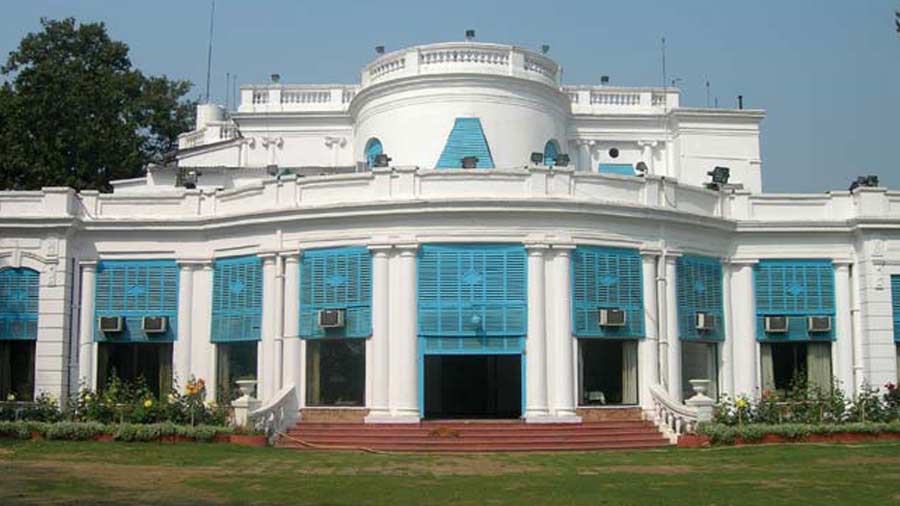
2,40,899,428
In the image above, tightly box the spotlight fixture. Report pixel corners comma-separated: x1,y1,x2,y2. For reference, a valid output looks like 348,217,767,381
849,175,879,192
373,153,392,168
530,152,544,164
270,73,280,84
375,45,385,55
705,166,730,190
554,153,570,167
600,75,610,85
465,29,476,41
461,156,479,169
635,161,649,175
541,44,550,55
180,169,201,189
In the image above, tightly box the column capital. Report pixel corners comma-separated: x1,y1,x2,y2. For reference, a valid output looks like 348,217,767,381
282,251,301,263
176,258,212,269
524,243,550,253
367,244,394,254
726,258,759,267
832,258,852,268
395,244,419,257
258,251,279,263
639,247,662,258
79,260,98,270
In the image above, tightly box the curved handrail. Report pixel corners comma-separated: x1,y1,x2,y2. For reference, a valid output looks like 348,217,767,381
249,383,298,444
649,384,699,442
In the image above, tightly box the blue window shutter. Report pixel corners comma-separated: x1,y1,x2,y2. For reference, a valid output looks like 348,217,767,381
211,256,262,343
598,163,635,176
94,260,178,342
299,247,372,339
892,275,900,343
436,118,495,169
364,138,383,166
571,246,644,338
754,259,835,341
417,244,526,337
677,256,724,341
0,268,40,340
543,140,559,166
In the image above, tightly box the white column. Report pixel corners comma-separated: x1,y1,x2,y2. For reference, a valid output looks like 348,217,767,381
191,262,215,401
282,253,302,403
834,261,855,396
549,245,580,421
388,245,419,422
665,256,682,402
721,262,735,398
639,251,659,409
273,254,285,394
366,245,392,422
850,259,865,393
174,262,194,389
77,261,97,391
731,261,758,397
656,256,669,392
525,244,550,421
259,253,278,402
577,141,591,172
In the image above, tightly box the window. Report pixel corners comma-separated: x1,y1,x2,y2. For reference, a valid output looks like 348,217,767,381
677,256,725,342
571,246,644,338
364,138,383,167
0,340,35,401
435,118,494,169
299,247,372,339
681,342,718,401
306,339,365,406
754,259,835,341
543,140,560,166
216,341,258,404
212,256,262,343
578,339,638,406
97,342,173,398
761,342,831,392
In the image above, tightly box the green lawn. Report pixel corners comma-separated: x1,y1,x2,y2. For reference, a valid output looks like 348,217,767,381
1,440,899,506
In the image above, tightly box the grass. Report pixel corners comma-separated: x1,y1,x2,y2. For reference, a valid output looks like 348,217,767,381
1,440,899,505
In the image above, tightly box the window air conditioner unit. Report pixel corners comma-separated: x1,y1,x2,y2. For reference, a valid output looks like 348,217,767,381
807,316,832,333
318,309,345,329
695,312,716,331
142,316,168,334
598,308,627,327
764,315,789,333
97,316,123,333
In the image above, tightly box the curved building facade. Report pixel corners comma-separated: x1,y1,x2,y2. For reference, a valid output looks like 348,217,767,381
1,41,898,427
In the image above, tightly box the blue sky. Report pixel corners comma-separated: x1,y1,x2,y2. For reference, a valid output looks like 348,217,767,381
2,0,899,193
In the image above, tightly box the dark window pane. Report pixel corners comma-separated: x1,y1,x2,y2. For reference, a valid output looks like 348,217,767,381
306,340,365,407
216,342,258,404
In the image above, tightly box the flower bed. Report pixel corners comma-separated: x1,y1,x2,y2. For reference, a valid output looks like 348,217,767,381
0,420,258,445
682,421,900,447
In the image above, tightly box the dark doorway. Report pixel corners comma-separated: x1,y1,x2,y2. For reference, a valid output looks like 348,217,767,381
424,354,521,419
97,342,173,398
0,340,35,401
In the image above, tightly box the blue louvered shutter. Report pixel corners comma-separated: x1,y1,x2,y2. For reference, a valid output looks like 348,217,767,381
572,246,644,338
299,247,372,338
754,259,835,341
94,260,178,342
677,256,724,341
211,256,262,342
364,138,383,166
0,268,39,340
598,163,635,176
417,245,526,337
543,140,559,166
435,118,495,169
891,275,900,343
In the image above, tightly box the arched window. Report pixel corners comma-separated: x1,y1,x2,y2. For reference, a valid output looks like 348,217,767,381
543,140,560,166
364,138,383,167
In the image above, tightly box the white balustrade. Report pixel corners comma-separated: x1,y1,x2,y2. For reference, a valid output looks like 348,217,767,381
248,383,298,444
281,90,331,104
368,55,406,79
591,91,641,106
252,90,269,104
419,48,509,66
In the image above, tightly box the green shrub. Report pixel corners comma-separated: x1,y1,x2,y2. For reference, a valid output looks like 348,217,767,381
697,421,900,444
43,421,105,441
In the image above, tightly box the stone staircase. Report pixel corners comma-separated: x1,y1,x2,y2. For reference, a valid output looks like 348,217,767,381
277,418,671,452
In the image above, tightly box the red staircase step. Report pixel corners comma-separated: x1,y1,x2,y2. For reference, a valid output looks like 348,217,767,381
276,419,671,452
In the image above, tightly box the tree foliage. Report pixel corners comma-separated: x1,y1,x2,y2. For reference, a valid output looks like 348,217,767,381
0,18,194,191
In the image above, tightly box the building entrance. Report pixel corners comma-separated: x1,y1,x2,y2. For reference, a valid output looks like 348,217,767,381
423,354,521,419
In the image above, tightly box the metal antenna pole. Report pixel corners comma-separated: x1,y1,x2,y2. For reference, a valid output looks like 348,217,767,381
204,0,216,103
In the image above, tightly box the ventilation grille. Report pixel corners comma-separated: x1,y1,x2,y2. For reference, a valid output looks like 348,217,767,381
0,267,39,340
677,255,724,341
94,260,178,342
212,255,262,343
572,246,644,338
299,247,372,339
418,244,526,337
754,259,835,341
436,118,495,169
